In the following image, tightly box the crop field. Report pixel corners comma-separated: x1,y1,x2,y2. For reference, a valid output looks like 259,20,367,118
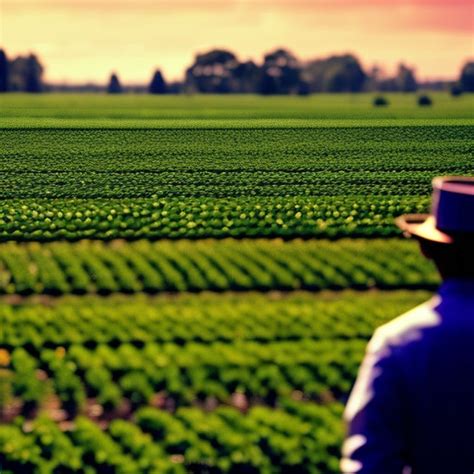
0,93,473,474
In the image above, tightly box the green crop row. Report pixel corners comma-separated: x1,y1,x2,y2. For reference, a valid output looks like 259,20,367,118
0,399,344,474
2,128,471,172
0,170,467,201
0,291,433,471
1,290,430,418
4,337,358,419
1,290,429,349
1,125,472,206
2,126,471,169
1,290,431,417
3,117,474,129
2,170,471,200
1,126,471,200
0,238,438,295
2,121,471,239
0,196,430,241
1,92,473,119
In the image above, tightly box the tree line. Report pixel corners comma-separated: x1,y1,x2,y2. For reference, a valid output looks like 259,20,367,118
1,47,473,94
0,50,43,92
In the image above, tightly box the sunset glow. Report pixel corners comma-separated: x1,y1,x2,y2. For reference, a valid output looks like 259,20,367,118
2,0,473,84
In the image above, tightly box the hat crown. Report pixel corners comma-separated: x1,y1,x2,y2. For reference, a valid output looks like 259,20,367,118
432,177,474,234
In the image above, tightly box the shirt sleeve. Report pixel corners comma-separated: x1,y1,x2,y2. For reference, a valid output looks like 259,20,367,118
340,329,409,474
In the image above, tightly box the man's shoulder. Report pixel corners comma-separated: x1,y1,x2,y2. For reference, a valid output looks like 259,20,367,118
368,298,441,354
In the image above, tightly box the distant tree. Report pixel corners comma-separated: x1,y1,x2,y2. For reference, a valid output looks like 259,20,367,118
24,54,43,92
459,61,474,92
304,54,366,92
107,73,122,94
149,69,167,94
185,49,239,93
233,60,260,93
8,59,23,91
297,81,311,96
395,63,418,92
8,54,44,92
418,95,432,106
258,48,301,95
366,65,383,91
167,81,184,94
258,71,280,95
378,78,398,92
0,49,9,92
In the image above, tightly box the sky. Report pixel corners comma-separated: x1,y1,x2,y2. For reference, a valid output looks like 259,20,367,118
1,0,473,84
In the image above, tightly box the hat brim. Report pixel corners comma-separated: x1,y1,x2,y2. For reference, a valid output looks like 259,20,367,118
395,214,454,244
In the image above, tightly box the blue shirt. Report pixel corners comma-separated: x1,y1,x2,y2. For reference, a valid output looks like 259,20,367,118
341,279,474,474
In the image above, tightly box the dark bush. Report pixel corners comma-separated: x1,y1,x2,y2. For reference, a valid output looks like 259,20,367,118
418,95,432,106
373,96,389,107
450,84,462,97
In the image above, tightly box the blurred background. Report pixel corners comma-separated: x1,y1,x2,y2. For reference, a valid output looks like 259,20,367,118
1,0,473,94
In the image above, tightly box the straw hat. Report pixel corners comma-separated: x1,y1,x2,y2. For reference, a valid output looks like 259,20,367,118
395,176,474,244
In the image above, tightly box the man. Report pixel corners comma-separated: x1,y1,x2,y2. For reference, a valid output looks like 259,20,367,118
341,176,474,474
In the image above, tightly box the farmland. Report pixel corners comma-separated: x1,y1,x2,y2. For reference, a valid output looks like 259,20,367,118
0,93,473,473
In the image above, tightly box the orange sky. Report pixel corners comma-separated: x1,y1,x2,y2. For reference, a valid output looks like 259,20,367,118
1,0,473,84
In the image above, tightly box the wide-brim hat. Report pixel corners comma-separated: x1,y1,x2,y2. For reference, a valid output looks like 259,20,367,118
395,176,474,244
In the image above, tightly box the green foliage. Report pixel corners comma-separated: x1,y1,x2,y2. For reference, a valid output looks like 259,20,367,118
0,424,42,474
1,125,472,201
0,196,434,241
42,353,86,417
0,93,470,472
135,403,345,473
1,290,429,349
61,338,366,404
11,349,47,414
0,239,438,296
85,367,123,410
28,417,83,472
0,401,344,473
72,417,140,473
0,113,471,240
0,368,14,416
3,290,429,413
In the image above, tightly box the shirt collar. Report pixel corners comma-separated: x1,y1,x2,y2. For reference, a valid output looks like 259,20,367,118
438,278,474,299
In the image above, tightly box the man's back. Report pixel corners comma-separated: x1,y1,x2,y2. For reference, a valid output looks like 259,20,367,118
342,279,474,474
